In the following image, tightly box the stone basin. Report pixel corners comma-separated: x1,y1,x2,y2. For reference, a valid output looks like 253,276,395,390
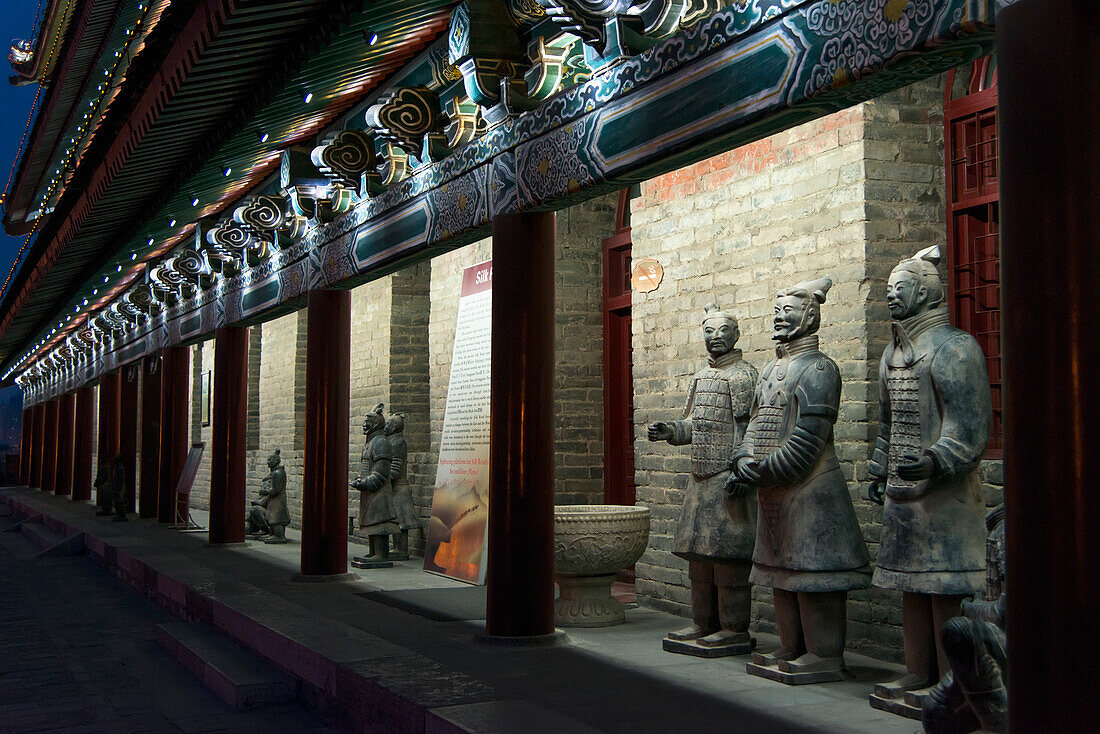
553,504,650,627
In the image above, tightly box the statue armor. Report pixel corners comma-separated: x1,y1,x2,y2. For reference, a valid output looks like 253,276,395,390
884,366,926,498
734,334,871,590
666,349,758,560
687,368,738,478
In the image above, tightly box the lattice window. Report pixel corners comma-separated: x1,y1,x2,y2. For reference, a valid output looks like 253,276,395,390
945,58,1002,456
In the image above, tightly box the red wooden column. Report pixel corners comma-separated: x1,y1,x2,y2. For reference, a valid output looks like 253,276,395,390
55,392,76,496
999,3,1100,729
31,402,44,488
139,356,162,519
300,290,350,576
486,211,556,638
96,372,120,511
158,346,189,523
19,407,31,485
119,365,139,514
208,327,248,545
72,387,95,501
41,399,59,493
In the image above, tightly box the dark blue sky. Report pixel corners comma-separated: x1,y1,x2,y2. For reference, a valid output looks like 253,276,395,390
1,2,46,296
0,2,43,414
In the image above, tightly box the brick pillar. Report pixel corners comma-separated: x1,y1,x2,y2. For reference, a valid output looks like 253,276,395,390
139,356,162,519
486,212,556,637
119,364,139,514
31,402,44,488
19,407,31,485
999,3,1099,729
41,399,59,494
208,327,248,545
55,392,76,496
158,346,189,523
72,387,95,501
301,290,350,576
96,372,120,511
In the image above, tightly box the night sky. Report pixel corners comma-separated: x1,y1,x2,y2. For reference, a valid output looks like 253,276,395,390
0,2,48,439
1,2,43,290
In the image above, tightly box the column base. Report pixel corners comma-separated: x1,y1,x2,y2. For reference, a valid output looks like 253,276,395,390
475,630,568,649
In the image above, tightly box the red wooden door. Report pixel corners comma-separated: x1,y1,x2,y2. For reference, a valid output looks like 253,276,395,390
945,58,1002,457
603,190,635,507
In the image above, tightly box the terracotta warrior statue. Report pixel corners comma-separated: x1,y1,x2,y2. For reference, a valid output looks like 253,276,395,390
109,455,127,522
868,246,992,702
94,461,112,516
922,505,1007,733
245,449,290,543
351,403,398,561
648,302,758,654
730,277,871,680
385,412,420,557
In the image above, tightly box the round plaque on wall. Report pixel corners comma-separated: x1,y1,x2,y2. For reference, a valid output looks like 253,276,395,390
630,258,664,293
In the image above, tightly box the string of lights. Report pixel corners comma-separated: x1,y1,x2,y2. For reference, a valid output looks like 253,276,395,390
0,1,162,306
1,0,58,205
1,1,171,387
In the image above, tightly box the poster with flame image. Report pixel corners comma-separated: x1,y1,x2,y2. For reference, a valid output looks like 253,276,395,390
424,261,492,584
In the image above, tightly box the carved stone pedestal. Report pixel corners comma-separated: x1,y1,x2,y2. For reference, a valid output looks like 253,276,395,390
351,555,393,569
662,635,755,658
387,552,409,562
555,574,624,628
746,651,848,685
868,686,929,720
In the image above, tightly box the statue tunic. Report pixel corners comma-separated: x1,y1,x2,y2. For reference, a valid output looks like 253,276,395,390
665,349,758,562
358,433,398,534
733,334,871,592
871,307,991,595
389,435,419,531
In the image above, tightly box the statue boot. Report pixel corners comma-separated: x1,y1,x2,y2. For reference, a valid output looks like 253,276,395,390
877,592,964,698
668,561,720,641
778,591,847,675
754,588,805,665
263,523,288,544
697,565,753,649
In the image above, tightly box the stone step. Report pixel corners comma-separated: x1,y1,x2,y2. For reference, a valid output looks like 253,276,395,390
20,519,84,557
155,622,298,711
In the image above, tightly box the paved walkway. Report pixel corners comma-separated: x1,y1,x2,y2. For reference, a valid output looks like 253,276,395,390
0,489,920,733
0,503,336,734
